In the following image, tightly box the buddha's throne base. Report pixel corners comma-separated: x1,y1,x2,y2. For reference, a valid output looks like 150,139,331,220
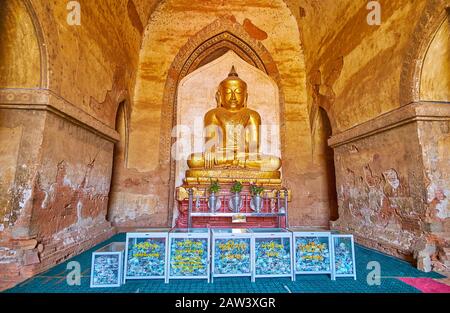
175,177,290,229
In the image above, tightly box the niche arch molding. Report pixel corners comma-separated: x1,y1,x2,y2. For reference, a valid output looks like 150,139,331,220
160,16,286,222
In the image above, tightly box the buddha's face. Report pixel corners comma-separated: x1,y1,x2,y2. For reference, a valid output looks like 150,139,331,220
218,79,247,110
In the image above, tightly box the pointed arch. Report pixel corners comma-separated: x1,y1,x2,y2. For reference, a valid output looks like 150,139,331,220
399,2,448,105
0,0,47,88
160,16,286,221
22,0,48,88
113,93,131,167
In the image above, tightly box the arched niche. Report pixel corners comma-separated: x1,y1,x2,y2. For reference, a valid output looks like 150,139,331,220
160,18,285,169
159,17,286,223
107,99,130,225
312,107,338,224
0,0,44,88
174,50,281,187
399,5,448,104
420,16,450,102
130,6,307,227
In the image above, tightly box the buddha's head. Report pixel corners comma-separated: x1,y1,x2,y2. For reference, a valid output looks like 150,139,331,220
216,66,248,111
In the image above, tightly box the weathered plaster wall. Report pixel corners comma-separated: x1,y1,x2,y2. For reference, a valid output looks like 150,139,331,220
0,108,115,290
330,103,450,271
0,0,40,88
417,118,450,270
332,122,425,262
0,109,45,238
30,111,114,241
0,109,45,290
417,18,450,271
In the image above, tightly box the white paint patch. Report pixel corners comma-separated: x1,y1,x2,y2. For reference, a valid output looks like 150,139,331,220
77,201,83,220
360,207,373,225
172,202,179,227
0,247,17,264
63,177,74,187
63,236,75,246
427,183,450,219
41,191,49,209
383,169,400,189
0,224,4,232
435,193,449,219
19,188,32,209
427,182,436,203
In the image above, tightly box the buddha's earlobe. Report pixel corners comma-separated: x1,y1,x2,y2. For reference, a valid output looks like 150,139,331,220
215,91,221,107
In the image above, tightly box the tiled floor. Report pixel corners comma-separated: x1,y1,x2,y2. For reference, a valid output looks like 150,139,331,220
4,233,446,293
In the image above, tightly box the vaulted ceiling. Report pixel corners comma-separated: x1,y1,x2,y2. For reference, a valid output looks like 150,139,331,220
1,0,447,131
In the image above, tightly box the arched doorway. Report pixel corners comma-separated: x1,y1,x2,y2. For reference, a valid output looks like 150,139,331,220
107,100,128,224
314,107,338,223
158,19,288,226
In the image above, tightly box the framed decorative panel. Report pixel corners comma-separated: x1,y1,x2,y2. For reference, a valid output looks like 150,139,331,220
332,234,356,280
124,229,170,283
90,242,125,288
168,228,210,282
250,228,294,281
291,231,334,280
211,228,252,282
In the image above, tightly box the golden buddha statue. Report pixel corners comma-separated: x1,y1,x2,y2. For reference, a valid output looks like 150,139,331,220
185,66,281,184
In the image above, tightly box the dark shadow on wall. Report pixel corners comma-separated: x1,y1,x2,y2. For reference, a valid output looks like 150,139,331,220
319,107,339,222
107,100,127,223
